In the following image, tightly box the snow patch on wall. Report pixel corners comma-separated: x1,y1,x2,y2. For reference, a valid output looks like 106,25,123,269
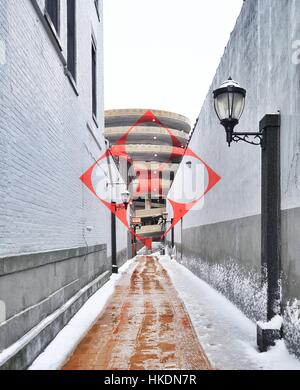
177,253,267,323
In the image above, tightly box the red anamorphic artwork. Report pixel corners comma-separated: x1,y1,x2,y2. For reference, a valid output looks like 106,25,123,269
80,111,221,248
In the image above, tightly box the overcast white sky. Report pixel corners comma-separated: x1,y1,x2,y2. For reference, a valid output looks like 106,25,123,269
104,0,243,124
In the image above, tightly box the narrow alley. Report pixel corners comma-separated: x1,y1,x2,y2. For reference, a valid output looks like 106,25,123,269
1,0,300,378
62,256,211,370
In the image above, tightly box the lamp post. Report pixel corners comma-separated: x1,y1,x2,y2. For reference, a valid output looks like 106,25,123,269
213,77,281,352
162,211,168,255
171,218,175,249
130,217,142,257
159,212,170,255
111,190,131,274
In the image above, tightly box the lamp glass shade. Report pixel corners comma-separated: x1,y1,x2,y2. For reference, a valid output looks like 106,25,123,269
121,190,130,204
162,212,168,220
213,78,246,123
232,92,245,120
214,92,230,121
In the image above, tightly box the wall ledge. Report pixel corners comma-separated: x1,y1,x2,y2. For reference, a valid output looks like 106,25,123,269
0,244,107,276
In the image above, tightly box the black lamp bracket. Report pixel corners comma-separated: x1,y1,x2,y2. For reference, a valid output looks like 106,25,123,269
231,131,265,149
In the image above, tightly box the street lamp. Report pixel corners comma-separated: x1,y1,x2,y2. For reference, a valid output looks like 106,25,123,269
130,217,142,257
159,212,169,255
162,211,168,221
213,78,281,352
121,190,131,210
213,77,265,148
111,190,131,274
213,77,246,139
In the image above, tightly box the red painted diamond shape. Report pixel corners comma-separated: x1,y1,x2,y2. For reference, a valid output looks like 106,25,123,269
80,111,221,249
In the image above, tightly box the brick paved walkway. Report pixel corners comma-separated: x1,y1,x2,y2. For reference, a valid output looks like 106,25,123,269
63,256,212,370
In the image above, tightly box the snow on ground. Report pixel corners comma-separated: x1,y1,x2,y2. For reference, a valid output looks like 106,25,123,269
29,253,300,371
29,258,137,370
159,255,300,371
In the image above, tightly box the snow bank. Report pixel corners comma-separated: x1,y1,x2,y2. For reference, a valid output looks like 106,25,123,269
29,259,136,370
159,255,300,370
245,340,300,370
177,253,267,322
171,248,300,360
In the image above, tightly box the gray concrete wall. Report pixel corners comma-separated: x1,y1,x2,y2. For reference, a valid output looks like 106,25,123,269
171,0,300,356
181,215,261,272
0,245,109,350
0,245,110,369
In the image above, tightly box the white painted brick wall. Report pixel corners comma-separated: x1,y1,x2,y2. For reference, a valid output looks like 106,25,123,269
0,0,128,257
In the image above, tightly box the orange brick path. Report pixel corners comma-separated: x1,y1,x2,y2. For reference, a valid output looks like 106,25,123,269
63,256,212,370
